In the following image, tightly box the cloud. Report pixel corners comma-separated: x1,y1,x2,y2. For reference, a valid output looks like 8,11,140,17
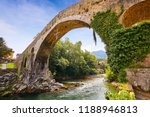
0,19,33,56
0,0,105,58
0,0,58,57
0,0,57,26
0,20,18,37
16,1,57,25
62,28,106,52
81,43,106,52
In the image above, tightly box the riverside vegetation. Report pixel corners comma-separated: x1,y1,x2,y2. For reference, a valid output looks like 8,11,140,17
0,38,105,98
49,39,102,80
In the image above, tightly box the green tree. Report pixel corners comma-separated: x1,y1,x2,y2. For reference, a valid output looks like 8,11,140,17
0,37,13,59
49,39,98,79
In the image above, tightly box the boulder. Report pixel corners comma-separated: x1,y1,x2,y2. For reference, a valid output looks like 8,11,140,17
126,68,150,92
126,68,150,100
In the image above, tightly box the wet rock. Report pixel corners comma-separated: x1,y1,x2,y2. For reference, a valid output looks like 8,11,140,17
0,69,64,97
42,82,49,87
55,82,64,87
50,86,60,92
0,82,5,86
17,85,27,92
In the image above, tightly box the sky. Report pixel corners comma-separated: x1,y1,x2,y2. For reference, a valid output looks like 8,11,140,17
0,0,105,57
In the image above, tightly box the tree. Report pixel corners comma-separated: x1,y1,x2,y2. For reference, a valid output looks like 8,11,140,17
0,37,13,59
49,39,98,78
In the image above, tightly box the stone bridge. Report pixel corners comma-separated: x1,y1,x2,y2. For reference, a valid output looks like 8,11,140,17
16,0,150,94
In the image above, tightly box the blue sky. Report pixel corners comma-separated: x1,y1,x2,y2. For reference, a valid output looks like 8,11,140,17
0,0,105,57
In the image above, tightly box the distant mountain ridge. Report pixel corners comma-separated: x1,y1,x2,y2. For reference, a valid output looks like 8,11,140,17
92,50,107,59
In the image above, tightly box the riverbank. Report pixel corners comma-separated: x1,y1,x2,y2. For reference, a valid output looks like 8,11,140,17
59,74,104,90
0,70,105,99
8,76,107,100
54,74,105,82
0,69,64,98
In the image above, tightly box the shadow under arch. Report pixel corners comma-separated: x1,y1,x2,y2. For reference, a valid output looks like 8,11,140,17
121,0,150,27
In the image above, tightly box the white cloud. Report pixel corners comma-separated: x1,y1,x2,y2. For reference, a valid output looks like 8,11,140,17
0,19,32,56
0,20,18,37
81,43,106,52
15,1,57,25
62,28,106,52
0,0,58,57
0,0,105,58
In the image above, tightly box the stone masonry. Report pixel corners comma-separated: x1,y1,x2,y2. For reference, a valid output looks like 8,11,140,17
15,0,150,99
16,0,146,76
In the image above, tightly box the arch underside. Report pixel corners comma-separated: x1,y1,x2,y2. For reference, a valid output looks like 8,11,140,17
36,20,90,59
32,20,90,77
122,0,150,27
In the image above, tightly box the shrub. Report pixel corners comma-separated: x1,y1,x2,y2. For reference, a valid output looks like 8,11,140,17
105,90,136,100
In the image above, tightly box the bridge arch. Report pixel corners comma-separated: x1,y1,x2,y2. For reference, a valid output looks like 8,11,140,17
121,0,150,27
33,19,91,78
36,19,90,59
16,0,146,79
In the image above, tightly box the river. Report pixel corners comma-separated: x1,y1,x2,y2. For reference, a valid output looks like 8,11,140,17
12,76,108,100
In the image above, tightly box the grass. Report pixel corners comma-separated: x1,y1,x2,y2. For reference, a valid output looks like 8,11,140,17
105,82,133,92
105,82,136,100
0,63,16,69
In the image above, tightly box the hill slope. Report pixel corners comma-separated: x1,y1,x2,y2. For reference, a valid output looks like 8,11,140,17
92,50,107,59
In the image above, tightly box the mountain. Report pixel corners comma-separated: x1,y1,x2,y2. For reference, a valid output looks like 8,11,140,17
92,50,107,59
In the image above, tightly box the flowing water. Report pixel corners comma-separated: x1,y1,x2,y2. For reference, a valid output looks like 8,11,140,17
14,76,108,100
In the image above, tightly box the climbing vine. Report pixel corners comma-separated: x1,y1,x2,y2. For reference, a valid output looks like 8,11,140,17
91,10,150,82
91,10,123,45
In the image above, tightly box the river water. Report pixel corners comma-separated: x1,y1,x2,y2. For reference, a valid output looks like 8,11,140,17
14,76,108,100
